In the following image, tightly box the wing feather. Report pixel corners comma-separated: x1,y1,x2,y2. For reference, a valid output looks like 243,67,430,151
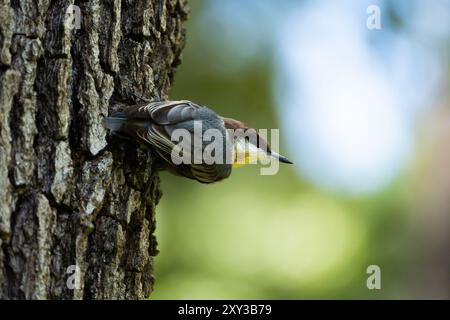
111,100,232,183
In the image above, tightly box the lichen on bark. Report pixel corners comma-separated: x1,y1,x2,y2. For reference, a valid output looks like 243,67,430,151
0,0,188,299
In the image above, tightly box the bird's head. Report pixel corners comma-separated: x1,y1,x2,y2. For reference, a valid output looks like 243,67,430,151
222,117,293,168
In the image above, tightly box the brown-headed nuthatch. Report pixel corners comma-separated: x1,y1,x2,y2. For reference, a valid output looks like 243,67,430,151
103,100,292,183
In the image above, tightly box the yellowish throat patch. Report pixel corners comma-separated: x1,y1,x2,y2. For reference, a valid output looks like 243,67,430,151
232,139,267,168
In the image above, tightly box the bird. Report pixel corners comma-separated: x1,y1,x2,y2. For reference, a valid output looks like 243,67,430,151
103,100,292,183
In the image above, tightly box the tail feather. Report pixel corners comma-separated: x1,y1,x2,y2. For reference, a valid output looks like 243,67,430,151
102,114,126,132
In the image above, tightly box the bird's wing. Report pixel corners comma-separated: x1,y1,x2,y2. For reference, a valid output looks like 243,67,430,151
120,101,231,183
123,100,200,124
120,101,198,164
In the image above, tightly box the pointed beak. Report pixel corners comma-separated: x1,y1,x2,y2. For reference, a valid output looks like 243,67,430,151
270,151,293,164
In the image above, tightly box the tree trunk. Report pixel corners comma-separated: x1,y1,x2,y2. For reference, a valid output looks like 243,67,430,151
0,0,188,299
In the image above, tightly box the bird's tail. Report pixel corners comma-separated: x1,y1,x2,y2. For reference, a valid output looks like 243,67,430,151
102,112,126,132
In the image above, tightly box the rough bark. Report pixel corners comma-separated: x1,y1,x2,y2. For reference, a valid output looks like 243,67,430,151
0,0,188,299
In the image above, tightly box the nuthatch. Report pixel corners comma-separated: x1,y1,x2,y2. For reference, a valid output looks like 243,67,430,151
103,100,292,183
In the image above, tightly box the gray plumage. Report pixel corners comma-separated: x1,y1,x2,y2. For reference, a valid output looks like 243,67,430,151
103,100,233,183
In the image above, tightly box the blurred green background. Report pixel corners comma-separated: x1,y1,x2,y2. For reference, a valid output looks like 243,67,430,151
151,0,450,299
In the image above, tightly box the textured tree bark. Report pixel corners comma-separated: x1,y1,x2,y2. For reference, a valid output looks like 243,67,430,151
0,0,188,299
